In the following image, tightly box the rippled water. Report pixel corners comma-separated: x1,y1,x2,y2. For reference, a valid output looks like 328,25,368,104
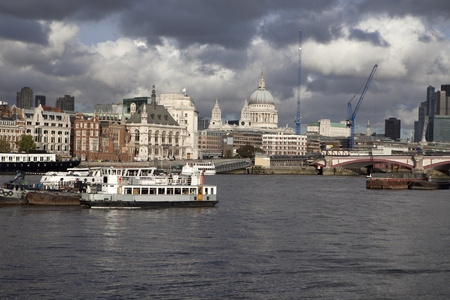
1,174,450,299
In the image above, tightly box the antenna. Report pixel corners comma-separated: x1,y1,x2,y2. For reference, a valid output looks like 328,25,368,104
295,31,302,135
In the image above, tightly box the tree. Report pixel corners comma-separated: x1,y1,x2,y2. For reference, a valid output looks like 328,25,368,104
225,149,232,158
0,136,10,153
17,134,36,153
237,145,254,158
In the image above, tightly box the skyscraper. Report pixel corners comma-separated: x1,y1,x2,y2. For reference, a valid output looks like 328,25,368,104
16,87,33,109
35,95,46,107
56,95,75,111
385,117,401,141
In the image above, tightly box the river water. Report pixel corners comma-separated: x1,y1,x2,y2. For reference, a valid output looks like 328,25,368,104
1,174,450,299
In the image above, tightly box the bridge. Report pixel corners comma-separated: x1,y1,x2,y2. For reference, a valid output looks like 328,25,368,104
313,155,450,174
215,159,252,173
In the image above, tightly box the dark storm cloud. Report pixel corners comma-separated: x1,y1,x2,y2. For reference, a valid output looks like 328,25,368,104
356,0,450,19
0,14,49,44
117,0,265,50
348,29,390,47
0,0,131,21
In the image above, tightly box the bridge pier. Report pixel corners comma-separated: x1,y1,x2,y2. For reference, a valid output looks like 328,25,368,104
412,154,424,174
323,156,335,176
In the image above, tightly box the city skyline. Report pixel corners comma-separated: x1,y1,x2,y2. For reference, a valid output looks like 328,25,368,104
1,1,450,138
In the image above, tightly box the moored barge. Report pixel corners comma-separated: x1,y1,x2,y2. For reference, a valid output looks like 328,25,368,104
366,173,450,190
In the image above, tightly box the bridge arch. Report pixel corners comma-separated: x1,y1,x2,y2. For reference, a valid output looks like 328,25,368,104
332,157,415,169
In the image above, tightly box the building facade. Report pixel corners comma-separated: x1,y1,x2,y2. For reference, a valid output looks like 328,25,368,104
306,119,350,137
198,130,224,158
385,117,401,141
262,133,307,156
17,87,33,109
0,104,26,152
126,87,187,161
22,105,72,156
35,95,46,107
56,95,75,111
414,84,450,143
222,131,263,155
159,93,199,159
73,113,101,161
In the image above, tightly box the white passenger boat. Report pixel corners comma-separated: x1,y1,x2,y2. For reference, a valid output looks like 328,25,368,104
80,167,218,209
181,162,216,176
0,153,80,174
39,168,103,191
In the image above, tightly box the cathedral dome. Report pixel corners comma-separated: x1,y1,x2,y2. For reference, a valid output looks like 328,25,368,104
248,69,274,105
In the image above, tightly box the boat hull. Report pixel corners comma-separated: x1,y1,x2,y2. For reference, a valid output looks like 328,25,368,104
0,188,28,205
80,193,217,209
26,191,81,206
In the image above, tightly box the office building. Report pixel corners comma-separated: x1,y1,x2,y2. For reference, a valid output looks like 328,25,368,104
56,95,75,111
16,87,33,109
385,117,401,141
35,95,46,107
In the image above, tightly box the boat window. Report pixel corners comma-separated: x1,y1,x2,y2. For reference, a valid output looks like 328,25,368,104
204,188,208,194
133,188,140,194
167,188,173,195
150,188,156,194
142,188,149,194
182,188,189,194
175,188,181,194
158,188,165,195
125,188,132,194
190,188,196,194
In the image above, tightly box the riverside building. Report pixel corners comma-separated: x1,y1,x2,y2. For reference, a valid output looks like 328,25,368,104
262,133,307,156
126,86,187,161
159,92,199,159
306,119,350,137
21,104,72,157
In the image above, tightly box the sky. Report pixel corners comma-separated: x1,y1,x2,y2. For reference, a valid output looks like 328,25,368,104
1,0,450,139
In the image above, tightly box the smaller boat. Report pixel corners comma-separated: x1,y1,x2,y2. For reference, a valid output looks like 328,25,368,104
181,162,216,176
366,173,428,189
80,167,218,209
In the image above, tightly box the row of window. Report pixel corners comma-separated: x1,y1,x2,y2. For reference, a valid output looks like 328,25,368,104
75,123,100,129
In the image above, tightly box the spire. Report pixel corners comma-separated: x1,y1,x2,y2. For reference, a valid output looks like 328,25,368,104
259,69,265,90
151,85,157,109
366,120,370,136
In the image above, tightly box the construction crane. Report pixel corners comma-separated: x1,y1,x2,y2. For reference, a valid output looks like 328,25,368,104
346,64,378,149
295,31,302,135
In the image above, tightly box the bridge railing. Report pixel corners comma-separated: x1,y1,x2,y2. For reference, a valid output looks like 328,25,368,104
215,159,252,173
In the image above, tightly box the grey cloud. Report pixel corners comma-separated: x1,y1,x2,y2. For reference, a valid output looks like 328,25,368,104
0,0,131,21
0,14,49,44
348,28,390,47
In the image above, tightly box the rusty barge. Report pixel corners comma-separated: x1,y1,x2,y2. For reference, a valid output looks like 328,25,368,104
366,173,450,190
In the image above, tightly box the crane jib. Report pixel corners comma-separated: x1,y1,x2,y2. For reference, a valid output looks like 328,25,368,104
347,64,378,149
